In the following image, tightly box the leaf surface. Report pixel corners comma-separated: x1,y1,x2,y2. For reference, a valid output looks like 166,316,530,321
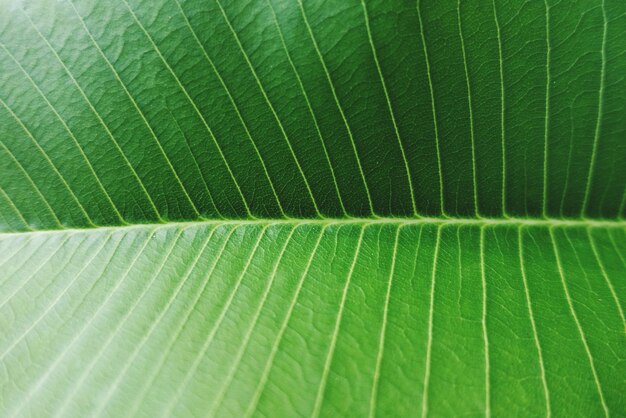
0,0,625,416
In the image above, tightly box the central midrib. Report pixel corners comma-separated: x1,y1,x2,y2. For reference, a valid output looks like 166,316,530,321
2,216,625,237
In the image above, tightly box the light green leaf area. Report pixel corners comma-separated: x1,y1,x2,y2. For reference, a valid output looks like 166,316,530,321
0,0,625,416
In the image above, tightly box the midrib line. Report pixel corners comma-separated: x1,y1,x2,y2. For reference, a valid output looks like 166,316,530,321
1,216,625,237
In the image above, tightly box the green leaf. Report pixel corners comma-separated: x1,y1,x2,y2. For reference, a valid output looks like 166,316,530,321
0,0,624,416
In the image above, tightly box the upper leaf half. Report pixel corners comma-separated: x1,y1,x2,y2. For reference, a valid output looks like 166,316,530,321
0,0,625,231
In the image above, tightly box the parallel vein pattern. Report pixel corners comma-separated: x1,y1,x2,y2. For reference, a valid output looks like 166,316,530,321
0,222,625,417
1,0,624,229
1,0,625,417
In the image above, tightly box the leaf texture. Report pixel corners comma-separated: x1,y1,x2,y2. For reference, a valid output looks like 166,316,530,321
0,0,625,225
0,222,624,417
0,0,625,416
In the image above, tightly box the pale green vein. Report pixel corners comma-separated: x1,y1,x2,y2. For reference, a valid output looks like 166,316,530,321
416,0,446,217
518,228,551,417
208,225,297,417
480,226,490,417
457,1,481,218
369,224,402,418
0,235,43,282
549,228,609,417
21,8,163,222
492,0,507,218
0,43,125,225
165,106,224,218
0,233,76,312
0,97,94,226
162,225,268,417
6,233,121,367
0,233,114,362
214,0,322,218
125,225,237,418
311,225,365,418
587,228,626,332
455,226,465,317
173,0,286,218
0,200,10,230
67,0,203,219
91,226,219,417
581,0,607,217
266,0,348,217
50,228,185,418
559,108,576,217
297,0,376,217
0,140,63,228
6,230,154,418
2,216,626,239
542,0,551,218
119,0,252,217
0,186,30,230
361,1,418,217
243,225,327,418
420,225,442,418
608,229,626,271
